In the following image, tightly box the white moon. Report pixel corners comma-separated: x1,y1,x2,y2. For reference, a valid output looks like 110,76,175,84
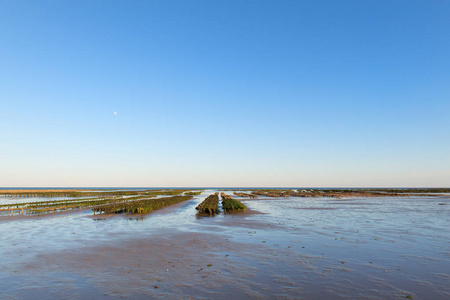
113,112,117,116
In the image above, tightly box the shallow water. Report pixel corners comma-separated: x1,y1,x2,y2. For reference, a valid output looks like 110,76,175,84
0,190,449,299
0,195,100,205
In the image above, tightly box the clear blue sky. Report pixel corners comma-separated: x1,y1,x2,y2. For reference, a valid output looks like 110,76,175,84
1,0,449,187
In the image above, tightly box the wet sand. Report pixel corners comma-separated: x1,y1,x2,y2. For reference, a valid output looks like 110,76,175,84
1,192,449,299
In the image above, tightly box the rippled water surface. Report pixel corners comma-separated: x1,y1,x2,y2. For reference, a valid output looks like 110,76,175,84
1,190,449,299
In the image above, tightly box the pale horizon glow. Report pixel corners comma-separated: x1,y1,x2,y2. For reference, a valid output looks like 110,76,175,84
1,1,449,188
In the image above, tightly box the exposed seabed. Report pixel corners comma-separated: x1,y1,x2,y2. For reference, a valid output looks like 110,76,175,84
0,190,449,299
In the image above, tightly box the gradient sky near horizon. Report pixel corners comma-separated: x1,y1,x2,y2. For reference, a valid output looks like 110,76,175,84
1,0,449,187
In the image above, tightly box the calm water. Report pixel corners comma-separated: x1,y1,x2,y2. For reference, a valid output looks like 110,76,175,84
0,190,449,299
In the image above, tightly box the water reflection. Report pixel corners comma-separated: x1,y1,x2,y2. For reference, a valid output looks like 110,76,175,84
0,190,449,299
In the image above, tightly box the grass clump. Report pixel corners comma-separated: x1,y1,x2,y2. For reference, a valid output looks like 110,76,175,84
221,193,246,213
195,193,219,215
185,190,203,196
93,195,193,215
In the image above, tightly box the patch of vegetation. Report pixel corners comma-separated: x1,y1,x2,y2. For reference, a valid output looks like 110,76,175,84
0,189,190,216
0,189,190,199
221,193,246,213
233,192,257,198
93,195,193,214
0,196,138,215
184,190,203,196
195,193,219,215
248,188,448,199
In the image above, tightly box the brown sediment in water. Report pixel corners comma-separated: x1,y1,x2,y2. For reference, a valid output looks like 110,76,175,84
24,230,273,298
21,218,316,299
15,223,448,299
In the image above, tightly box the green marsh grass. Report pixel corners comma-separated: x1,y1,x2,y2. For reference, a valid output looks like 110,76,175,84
195,193,219,215
221,193,246,213
93,195,193,214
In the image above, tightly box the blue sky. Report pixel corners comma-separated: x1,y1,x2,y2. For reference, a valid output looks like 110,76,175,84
1,0,449,187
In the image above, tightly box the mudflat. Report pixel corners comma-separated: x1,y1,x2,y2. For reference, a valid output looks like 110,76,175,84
0,190,449,299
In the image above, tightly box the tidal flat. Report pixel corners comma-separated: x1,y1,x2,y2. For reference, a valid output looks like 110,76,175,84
0,189,449,299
